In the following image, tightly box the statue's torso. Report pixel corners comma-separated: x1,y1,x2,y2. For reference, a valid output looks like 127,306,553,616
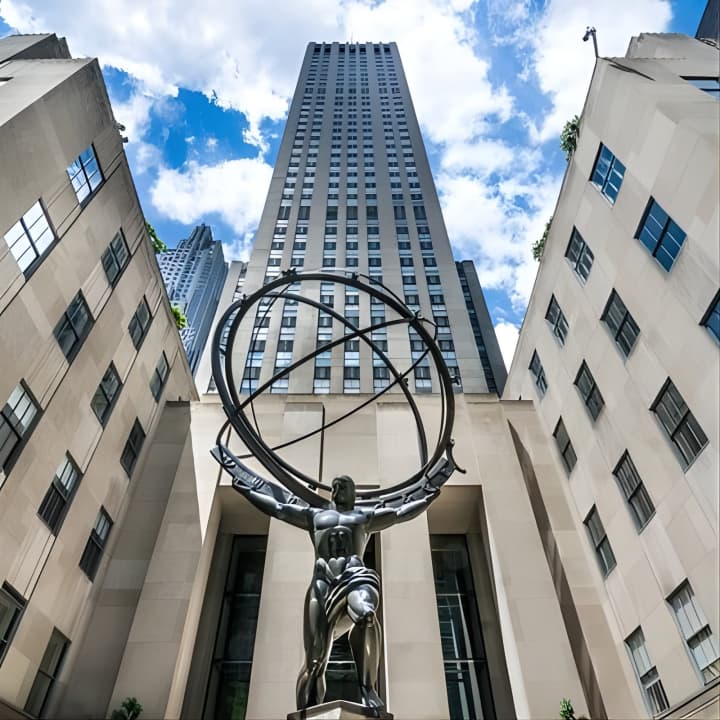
311,508,370,578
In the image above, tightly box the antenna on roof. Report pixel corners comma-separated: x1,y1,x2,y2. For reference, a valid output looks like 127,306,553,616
583,26,599,58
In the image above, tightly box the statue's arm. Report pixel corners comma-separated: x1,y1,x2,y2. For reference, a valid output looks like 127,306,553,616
234,483,312,530
367,491,440,532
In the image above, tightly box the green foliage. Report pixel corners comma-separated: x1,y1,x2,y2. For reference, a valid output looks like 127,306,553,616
172,305,188,330
533,216,552,261
146,221,167,254
110,697,143,720
560,115,580,159
559,698,576,720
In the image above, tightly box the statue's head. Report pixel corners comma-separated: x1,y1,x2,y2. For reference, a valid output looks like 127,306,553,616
331,475,356,510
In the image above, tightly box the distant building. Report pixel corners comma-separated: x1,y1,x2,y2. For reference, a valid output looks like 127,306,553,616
158,224,228,374
504,32,719,719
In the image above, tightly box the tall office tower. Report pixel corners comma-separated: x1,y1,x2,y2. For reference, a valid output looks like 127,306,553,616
233,41,495,396
504,32,719,719
158,224,228,375
0,33,196,718
456,260,507,394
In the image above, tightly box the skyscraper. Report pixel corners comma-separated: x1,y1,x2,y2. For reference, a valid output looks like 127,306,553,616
158,224,228,374
230,42,497,396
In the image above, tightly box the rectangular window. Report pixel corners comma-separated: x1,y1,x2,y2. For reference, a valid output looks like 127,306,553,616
613,452,655,530
668,582,720,682
584,506,616,577
651,379,708,468
66,144,103,204
79,508,112,581
24,629,69,717
545,295,569,345
0,381,40,479
91,363,122,426
150,352,170,401
553,418,576,473
565,228,594,281
683,77,720,99
625,628,670,715
574,361,604,421
529,351,548,397
0,582,25,665
590,144,625,203
701,290,720,343
602,290,640,357
120,419,146,477
636,198,686,271
54,291,93,361
128,297,152,349
3,201,56,274
101,230,130,286
38,454,81,535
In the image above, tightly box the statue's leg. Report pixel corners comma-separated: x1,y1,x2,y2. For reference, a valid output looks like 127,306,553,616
296,580,333,709
347,585,384,709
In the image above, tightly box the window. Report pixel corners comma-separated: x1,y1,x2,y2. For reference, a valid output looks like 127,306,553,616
602,290,640,357
529,351,547,397
101,230,130,286
3,201,56,274
625,628,669,715
24,628,69,717
66,144,103,204
0,583,25,665
38,454,81,535
545,295,569,345
79,508,112,581
590,144,625,203
652,379,708,468
636,199,686,271
584,506,616,577
683,77,720,99
668,582,720,682
150,352,170,401
91,364,122,426
553,418,576,473
120,419,146,477
574,361,604,421
613,449,653,535
0,381,40,480
129,297,152,349
54,292,93,361
565,228,594,281
700,290,720,343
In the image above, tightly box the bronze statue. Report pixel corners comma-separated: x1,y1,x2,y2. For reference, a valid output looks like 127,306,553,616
232,472,440,711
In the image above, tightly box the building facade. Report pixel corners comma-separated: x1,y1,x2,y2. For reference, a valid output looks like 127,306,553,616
0,33,196,718
504,33,719,719
158,224,228,375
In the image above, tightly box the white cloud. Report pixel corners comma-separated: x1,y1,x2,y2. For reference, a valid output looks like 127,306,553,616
150,157,273,259
529,0,672,142
494,321,520,370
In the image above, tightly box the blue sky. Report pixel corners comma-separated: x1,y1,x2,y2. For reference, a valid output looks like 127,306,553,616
0,0,708,363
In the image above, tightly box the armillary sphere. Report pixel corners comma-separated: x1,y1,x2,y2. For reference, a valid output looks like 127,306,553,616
210,269,464,510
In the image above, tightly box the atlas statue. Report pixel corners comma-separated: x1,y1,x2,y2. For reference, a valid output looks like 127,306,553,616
210,270,462,715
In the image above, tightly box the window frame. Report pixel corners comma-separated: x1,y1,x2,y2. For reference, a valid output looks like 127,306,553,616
150,352,170,402
101,229,131,287
0,582,26,666
38,453,82,535
635,198,687,272
552,417,577,474
128,296,152,350
3,199,57,277
120,419,146,477
528,350,548,397
91,363,122,427
23,628,69,717
651,379,708,470
66,143,104,206
79,507,113,581
584,505,616,578
601,290,640,358
564,228,594,282
700,289,720,344
53,291,94,363
625,627,670,715
574,361,605,421
590,143,626,203
612,451,655,532
0,380,42,481
545,295,569,345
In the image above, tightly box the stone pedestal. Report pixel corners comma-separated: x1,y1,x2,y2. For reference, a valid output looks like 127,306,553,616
287,700,394,719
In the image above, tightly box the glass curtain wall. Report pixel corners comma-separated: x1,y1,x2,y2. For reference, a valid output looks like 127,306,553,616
431,535,496,720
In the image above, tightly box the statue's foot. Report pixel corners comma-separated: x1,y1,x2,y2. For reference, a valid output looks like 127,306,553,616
360,686,385,709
